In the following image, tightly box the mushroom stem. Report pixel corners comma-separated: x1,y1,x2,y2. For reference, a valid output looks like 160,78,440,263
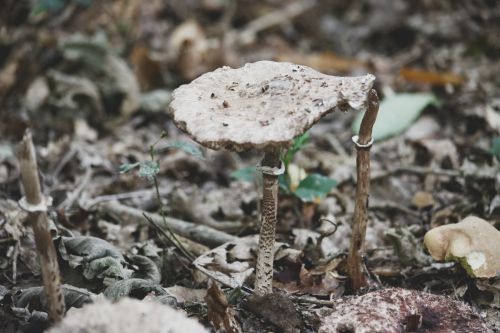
254,151,282,295
346,89,379,291
18,130,65,322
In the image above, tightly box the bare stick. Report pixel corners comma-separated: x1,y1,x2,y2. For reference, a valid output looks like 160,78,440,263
237,0,316,45
18,130,65,322
99,201,237,247
346,89,379,291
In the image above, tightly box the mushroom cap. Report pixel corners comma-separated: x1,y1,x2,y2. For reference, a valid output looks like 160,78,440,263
318,288,491,333
169,61,375,151
49,298,208,333
424,216,500,278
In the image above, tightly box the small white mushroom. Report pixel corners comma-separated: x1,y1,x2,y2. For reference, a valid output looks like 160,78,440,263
49,298,208,333
169,61,375,295
424,216,500,278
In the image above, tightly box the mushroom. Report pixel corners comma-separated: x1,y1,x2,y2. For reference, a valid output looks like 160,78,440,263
318,288,490,332
49,298,208,333
169,61,375,295
424,216,500,278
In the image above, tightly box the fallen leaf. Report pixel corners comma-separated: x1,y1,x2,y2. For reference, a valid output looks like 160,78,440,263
294,173,336,203
130,45,164,91
400,68,465,86
13,285,94,312
103,278,166,301
352,93,438,141
205,280,241,333
411,191,435,209
277,52,365,74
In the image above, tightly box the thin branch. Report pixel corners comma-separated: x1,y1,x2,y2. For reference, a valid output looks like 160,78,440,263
99,201,237,247
18,130,65,323
143,213,196,262
346,89,379,291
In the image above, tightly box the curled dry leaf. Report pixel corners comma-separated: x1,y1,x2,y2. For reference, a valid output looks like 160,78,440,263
167,20,222,81
318,288,490,333
205,280,242,333
411,191,435,209
424,216,500,278
193,235,301,289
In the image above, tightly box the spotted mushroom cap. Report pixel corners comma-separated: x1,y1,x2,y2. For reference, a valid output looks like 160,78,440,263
169,61,375,151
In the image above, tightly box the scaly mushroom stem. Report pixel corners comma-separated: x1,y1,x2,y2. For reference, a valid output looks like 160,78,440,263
254,151,282,295
18,130,65,322
346,89,379,291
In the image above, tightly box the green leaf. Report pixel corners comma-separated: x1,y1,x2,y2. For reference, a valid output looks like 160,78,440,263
278,173,292,194
490,137,500,161
352,93,438,141
119,162,140,174
294,173,336,202
284,132,310,167
139,161,160,181
230,166,259,182
166,141,204,160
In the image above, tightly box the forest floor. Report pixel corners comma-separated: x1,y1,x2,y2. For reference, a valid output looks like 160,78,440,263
0,1,499,332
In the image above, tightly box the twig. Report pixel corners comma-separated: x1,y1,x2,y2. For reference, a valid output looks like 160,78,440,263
50,144,78,181
227,0,316,46
337,165,461,188
325,133,348,157
18,130,65,323
346,89,379,291
85,187,171,207
143,213,197,261
370,201,421,218
170,189,243,232
291,295,335,306
58,166,93,210
99,201,237,247
372,165,461,181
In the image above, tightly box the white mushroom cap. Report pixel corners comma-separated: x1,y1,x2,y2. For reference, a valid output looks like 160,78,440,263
49,298,208,333
424,216,500,278
169,61,375,151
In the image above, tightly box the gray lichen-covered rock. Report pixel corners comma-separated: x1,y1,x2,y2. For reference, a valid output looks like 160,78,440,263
169,61,374,151
49,298,208,333
318,288,491,333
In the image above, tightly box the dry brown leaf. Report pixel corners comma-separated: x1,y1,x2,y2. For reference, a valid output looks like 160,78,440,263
205,280,241,333
276,52,366,74
400,68,465,86
411,191,435,209
168,20,222,80
129,46,164,91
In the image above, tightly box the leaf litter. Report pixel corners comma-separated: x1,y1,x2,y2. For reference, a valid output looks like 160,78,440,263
0,0,499,332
